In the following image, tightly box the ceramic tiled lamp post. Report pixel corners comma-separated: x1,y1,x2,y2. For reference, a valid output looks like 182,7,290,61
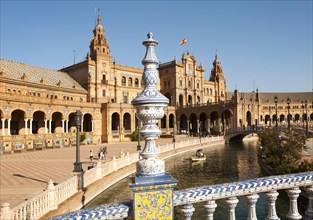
130,33,178,219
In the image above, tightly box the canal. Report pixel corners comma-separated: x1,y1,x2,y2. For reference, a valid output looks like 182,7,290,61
85,139,307,219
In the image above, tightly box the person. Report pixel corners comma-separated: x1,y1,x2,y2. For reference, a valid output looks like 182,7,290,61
103,146,108,160
98,146,103,159
89,150,94,162
120,149,125,158
100,151,104,161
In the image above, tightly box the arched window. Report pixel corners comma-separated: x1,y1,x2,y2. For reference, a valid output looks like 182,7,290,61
121,77,126,86
128,77,133,87
135,78,139,87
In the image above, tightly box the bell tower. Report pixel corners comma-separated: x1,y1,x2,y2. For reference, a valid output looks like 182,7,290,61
209,51,227,103
89,13,111,61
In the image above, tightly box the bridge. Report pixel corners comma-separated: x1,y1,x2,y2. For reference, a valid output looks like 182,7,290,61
225,129,257,143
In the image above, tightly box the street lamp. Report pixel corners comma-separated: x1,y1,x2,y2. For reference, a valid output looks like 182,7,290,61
305,99,309,136
287,97,291,130
73,110,83,173
301,100,305,130
274,95,278,128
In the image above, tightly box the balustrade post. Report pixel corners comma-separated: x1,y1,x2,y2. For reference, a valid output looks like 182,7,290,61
305,185,313,219
181,203,195,220
246,193,259,220
265,190,280,220
225,197,239,220
204,200,217,220
47,179,57,210
1,203,11,220
286,187,301,219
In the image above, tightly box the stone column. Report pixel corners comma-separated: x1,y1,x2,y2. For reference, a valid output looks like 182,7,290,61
91,120,94,132
7,119,11,135
197,119,200,134
49,120,52,134
305,185,313,219
29,119,33,134
62,120,65,133
246,194,259,220
1,119,5,136
66,120,69,133
24,119,28,135
177,120,180,133
181,203,195,220
225,197,239,220
81,120,84,132
187,120,190,134
265,190,280,220
44,119,48,134
204,200,217,220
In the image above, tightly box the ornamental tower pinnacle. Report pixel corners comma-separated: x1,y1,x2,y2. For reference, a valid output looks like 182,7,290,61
89,12,111,60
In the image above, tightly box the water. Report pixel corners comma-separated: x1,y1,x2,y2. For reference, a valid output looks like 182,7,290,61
85,140,308,219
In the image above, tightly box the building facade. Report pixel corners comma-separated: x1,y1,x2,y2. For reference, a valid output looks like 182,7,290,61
0,15,312,152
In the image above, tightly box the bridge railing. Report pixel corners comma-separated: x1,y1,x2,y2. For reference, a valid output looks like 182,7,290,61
50,172,313,220
0,136,221,220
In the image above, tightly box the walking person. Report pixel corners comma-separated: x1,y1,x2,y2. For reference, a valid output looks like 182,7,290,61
103,146,108,160
100,151,104,161
89,150,94,163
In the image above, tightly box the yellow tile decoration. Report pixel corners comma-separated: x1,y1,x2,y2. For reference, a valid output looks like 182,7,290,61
135,189,173,220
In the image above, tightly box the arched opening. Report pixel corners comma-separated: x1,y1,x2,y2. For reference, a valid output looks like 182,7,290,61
197,96,200,104
121,77,126,86
310,113,313,122
179,114,187,133
111,113,120,133
189,113,197,135
51,112,63,133
128,77,133,87
68,112,76,132
188,95,192,106
32,111,45,134
83,113,92,132
161,115,166,129
210,111,219,134
0,110,4,134
265,115,271,126
224,110,232,131
246,111,252,127
199,112,208,135
11,110,25,135
169,114,174,129
295,114,300,122
123,113,131,132
179,94,183,107
135,78,139,87
280,114,285,123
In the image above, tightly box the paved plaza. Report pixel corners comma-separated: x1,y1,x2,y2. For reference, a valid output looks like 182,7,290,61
0,136,190,208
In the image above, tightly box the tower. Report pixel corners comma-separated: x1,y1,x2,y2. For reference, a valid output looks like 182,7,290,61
209,52,227,103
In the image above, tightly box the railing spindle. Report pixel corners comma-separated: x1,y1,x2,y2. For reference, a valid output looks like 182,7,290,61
181,203,195,220
265,190,280,220
286,187,301,219
225,197,239,220
305,185,313,219
246,193,259,220
204,200,217,220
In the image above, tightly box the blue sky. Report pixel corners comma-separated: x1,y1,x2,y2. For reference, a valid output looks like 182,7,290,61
1,0,312,93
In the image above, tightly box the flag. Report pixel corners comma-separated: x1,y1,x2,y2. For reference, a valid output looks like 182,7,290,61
180,38,187,45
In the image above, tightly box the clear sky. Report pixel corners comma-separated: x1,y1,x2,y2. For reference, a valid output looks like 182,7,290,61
1,0,312,93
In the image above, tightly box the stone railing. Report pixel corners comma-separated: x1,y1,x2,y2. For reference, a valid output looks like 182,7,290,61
0,136,221,220
49,172,313,220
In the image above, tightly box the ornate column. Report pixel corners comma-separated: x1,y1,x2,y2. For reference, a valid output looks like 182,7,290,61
24,119,28,135
204,200,217,220
286,187,301,219
29,119,33,134
225,197,239,220
66,120,69,133
265,190,280,220
7,119,11,135
246,194,259,220
62,119,65,133
49,120,52,134
177,120,180,133
81,119,84,132
1,119,5,136
305,185,313,219
129,33,178,220
180,203,195,220
91,120,94,132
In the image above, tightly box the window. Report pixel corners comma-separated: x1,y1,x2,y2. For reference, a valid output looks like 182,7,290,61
102,89,106,96
128,77,133,87
164,81,167,88
180,80,182,86
197,83,199,89
168,81,170,87
121,77,126,86
135,78,139,87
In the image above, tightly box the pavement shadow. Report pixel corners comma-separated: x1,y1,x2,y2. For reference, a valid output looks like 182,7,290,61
13,174,58,185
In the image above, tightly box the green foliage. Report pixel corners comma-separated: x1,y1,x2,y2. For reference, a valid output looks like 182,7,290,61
258,129,308,174
80,133,86,142
130,129,143,142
